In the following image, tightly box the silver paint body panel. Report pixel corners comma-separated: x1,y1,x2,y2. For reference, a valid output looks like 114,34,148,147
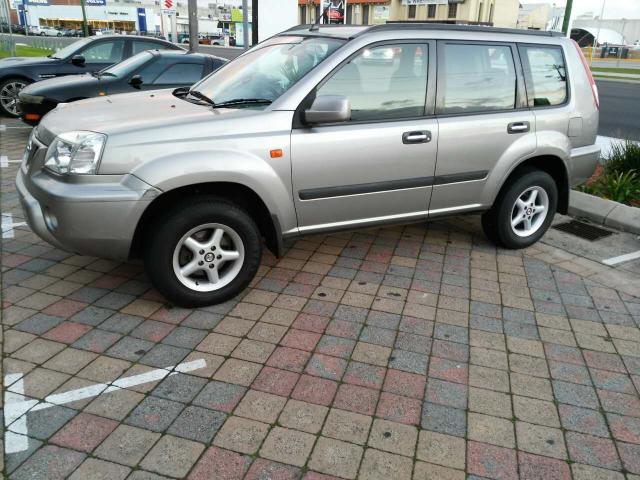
17,27,599,260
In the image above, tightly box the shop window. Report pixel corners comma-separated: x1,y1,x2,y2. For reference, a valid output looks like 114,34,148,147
448,3,457,18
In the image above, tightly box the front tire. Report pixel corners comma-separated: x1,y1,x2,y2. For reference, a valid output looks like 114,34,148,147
481,168,557,249
144,197,262,307
0,78,30,117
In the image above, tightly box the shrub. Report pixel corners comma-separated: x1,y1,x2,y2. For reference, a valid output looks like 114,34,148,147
579,140,640,206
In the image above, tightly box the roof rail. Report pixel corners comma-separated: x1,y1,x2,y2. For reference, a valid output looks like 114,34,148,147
360,22,565,37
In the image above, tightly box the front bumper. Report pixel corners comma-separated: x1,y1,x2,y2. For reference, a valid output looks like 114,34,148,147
18,99,57,126
569,143,601,187
16,168,159,260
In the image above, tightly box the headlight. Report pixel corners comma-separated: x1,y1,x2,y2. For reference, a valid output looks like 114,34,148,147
19,93,45,104
44,131,106,175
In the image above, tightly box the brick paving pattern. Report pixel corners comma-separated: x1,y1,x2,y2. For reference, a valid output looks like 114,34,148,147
2,117,640,479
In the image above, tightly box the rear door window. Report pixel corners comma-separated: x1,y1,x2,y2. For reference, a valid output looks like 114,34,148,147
519,45,567,107
153,63,204,85
438,43,517,114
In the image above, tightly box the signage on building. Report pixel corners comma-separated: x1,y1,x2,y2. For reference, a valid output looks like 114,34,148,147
401,0,447,5
23,0,50,6
162,0,175,14
86,0,106,6
230,8,243,22
372,5,389,24
320,0,345,24
137,7,147,32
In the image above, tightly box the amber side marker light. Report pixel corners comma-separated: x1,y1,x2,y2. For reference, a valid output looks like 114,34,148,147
270,149,283,158
98,92,106,96
24,113,40,121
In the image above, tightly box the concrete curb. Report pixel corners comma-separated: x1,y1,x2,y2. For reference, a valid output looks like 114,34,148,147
569,190,640,235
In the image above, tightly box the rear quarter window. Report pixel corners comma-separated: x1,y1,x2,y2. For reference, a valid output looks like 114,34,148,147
519,45,568,107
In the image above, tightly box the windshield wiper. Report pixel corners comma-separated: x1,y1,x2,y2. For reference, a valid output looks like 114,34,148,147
187,90,216,106
211,98,272,108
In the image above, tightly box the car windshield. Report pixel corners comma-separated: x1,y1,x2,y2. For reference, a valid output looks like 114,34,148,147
50,38,91,59
189,36,345,106
103,51,153,77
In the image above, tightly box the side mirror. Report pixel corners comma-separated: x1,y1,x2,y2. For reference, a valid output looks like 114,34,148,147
71,54,85,67
129,75,143,88
304,95,351,125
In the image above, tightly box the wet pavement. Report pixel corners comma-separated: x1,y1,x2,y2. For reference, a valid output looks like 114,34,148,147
2,116,640,479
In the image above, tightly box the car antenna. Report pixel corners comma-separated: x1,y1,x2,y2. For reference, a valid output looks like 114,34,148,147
309,5,331,31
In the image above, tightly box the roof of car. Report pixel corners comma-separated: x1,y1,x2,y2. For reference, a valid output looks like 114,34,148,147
88,34,179,43
149,50,227,62
284,23,565,39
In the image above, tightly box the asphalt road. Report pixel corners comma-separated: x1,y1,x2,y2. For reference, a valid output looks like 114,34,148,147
596,79,640,140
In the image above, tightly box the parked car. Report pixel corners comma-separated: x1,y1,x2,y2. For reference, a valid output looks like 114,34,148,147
19,50,226,125
0,35,182,116
17,24,600,307
11,24,27,35
39,27,62,36
63,28,83,37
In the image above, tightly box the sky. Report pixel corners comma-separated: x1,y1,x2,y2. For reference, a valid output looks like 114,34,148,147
522,0,640,19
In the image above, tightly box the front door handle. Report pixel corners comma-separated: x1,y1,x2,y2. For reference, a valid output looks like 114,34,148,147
402,130,431,144
507,122,530,134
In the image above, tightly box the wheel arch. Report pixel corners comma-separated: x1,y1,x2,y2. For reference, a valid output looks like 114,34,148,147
493,154,570,214
130,182,283,260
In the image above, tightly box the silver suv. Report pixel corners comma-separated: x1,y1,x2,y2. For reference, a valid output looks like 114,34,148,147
17,24,600,307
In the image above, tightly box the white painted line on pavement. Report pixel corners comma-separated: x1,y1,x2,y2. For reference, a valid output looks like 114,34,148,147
2,213,27,238
3,358,207,453
0,156,22,167
4,374,33,454
602,250,640,266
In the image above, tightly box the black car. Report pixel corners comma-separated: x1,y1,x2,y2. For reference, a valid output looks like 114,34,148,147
19,50,226,125
0,35,182,117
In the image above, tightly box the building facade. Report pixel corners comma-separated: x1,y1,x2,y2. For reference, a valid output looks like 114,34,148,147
299,0,519,28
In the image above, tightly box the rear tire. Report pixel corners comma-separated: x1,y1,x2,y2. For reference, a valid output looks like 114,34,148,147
481,168,557,249
144,196,262,307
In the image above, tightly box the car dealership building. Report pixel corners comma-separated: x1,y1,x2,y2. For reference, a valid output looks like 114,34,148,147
8,0,160,34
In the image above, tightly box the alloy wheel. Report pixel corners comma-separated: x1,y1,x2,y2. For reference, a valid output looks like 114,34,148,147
510,186,549,238
0,81,27,116
172,223,245,292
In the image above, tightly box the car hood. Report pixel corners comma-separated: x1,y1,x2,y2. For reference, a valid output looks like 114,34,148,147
37,89,264,143
0,56,59,67
21,73,103,100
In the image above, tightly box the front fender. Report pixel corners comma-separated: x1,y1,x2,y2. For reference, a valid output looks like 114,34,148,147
131,149,298,234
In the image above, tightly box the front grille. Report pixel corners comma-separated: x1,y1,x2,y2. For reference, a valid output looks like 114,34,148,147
552,220,614,241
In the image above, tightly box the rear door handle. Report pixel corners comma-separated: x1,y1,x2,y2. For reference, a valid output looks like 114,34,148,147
507,122,530,134
402,130,432,144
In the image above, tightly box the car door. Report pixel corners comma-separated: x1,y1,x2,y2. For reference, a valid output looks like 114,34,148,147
429,41,535,216
77,39,126,73
290,41,438,233
146,61,206,90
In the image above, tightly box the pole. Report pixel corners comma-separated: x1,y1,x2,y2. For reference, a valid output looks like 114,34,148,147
561,0,572,35
591,0,606,65
251,0,257,45
187,0,198,52
3,0,16,56
80,0,89,37
241,0,248,49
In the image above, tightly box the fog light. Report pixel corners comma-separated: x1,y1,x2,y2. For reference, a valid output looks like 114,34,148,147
25,113,41,121
43,208,58,231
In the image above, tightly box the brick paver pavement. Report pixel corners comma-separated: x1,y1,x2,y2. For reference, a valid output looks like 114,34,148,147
2,117,640,479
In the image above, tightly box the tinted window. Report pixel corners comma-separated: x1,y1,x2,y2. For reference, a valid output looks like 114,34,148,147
520,45,567,107
154,63,203,85
136,57,176,83
440,43,516,114
104,51,152,77
317,43,428,122
133,40,165,55
81,40,125,64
